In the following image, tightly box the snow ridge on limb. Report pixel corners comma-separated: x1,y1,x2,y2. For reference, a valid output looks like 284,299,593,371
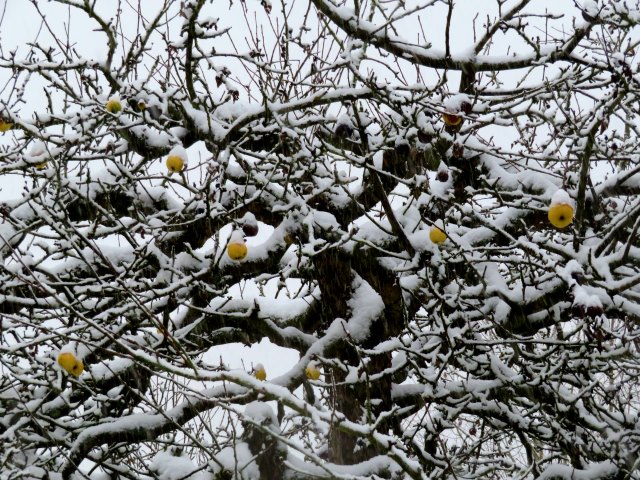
311,0,593,72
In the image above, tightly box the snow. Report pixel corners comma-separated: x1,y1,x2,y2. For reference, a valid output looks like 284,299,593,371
244,401,278,429
346,275,385,343
150,452,206,480
550,188,574,206
572,287,602,309
229,229,245,244
167,145,189,164
443,93,470,112
286,453,399,478
26,140,50,160
242,211,257,225
90,357,135,380
537,462,619,480
213,443,260,480
58,344,80,358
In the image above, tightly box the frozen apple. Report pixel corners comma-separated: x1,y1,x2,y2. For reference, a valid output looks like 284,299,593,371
57,352,84,377
105,97,122,114
429,226,447,245
305,361,321,380
548,189,574,229
227,230,248,261
166,145,188,174
253,363,266,381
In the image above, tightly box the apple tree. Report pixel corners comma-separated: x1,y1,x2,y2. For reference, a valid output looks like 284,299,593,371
0,0,639,479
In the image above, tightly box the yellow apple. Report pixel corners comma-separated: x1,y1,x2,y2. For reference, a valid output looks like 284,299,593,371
442,113,462,126
253,363,266,381
227,242,248,261
0,119,13,132
166,155,185,173
57,352,84,377
165,146,188,174
105,98,122,114
429,226,447,245
305,362,321,380
548,203,574,229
